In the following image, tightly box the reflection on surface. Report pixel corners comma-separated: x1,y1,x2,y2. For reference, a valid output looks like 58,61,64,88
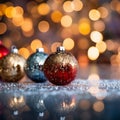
27,94,47,119
0,65,120,120
44,93,76,120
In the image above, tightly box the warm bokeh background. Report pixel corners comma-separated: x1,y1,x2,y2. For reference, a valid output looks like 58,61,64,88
0,0,120,66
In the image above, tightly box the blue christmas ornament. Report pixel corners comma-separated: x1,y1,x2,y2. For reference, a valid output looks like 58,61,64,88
25,48,48,83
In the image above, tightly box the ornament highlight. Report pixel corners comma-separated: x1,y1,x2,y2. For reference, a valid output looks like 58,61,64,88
25,48,48,82
0,46,26,82
43,46,78,85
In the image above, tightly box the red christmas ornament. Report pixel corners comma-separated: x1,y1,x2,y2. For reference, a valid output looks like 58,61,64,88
0,41,9,59
43,46,78,85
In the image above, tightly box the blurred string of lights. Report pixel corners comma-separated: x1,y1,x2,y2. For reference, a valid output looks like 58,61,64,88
0,0,120,66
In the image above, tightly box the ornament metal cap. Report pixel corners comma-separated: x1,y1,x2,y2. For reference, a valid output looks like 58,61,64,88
11,45,18,53
56,46,65,52
36,48,44,52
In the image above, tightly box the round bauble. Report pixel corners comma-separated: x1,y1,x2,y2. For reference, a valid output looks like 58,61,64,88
25,48,48,82
43,46,78,85
0,46,26,82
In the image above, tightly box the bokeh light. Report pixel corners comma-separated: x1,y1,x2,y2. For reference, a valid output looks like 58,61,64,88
71,0,83,11
78,18,91,35
106,40,118,51
5,6,14,18
110,0,118,10
31,6,39,18
115,3,120,13
0,0,120,65
89,9,101,21
90,31,103,43
0,22,7,35
37,3,50,15
93,101,104,112
63,1,73,13
21,18,33,32
30,39,43,52
93,20,105,32
96,41,107,53
61,15,72,27
88,73,100,81
0,4,7,16
19,47,30,59
2,37,12,48
12,6,24,18
98,7,109,19
88,47,99,60
63,38,74,50
38,20,50,33
51,10,62,23
12,15,24,26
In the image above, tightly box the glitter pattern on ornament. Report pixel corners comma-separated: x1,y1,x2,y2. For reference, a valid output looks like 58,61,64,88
25,48,48,83
0,46,26,82
43,46,78,85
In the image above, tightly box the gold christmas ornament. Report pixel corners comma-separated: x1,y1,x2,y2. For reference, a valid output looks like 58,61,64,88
0,46,26,82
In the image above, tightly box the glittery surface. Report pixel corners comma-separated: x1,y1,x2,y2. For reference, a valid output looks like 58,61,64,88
43,52,78,85
0,65,120,120
25,51,48,82
0,53,26,82
0,79,120,120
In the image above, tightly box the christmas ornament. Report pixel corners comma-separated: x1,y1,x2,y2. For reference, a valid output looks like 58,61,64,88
43,46,78,85
0,46,26,82
0,41,9,59
25,48,48,82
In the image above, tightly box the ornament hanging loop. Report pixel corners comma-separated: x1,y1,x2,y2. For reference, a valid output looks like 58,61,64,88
57,46,65,52
11,45,18,53
36,48,44,52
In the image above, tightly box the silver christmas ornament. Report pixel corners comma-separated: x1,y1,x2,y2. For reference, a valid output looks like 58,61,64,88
25,48,48,82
